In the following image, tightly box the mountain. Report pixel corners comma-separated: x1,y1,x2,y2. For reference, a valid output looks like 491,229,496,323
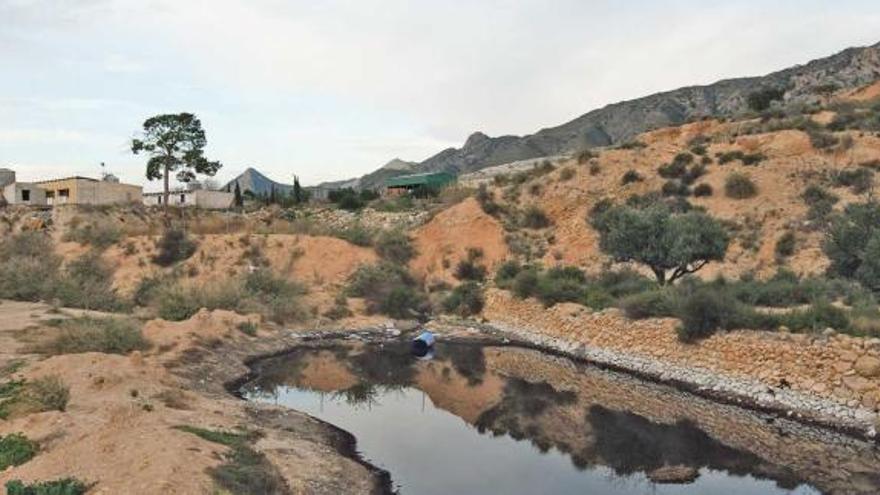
331,41,880,190
224,167,294,197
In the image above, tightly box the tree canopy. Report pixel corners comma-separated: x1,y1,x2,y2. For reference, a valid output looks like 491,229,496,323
591,204,729,285
131,113,221,214
825,201,880,290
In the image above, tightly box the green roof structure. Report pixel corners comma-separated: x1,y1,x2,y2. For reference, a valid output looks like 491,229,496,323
385,172,456,189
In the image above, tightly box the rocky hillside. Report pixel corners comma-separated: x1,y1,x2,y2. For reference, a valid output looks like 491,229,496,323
340,41,880,190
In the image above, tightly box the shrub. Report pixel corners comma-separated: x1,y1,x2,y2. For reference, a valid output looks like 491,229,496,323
658,161,687,179
42,317,148,355
153,229,197,267
5,478,89,495
832,168,874,194
476,184,502,216
521,206,552,229
807,129,840,150
825,202,880,287
375,230,415,264
0,233,60,302
25,376,69,413
346,263,425,319
780,301,850,333
330,224,374,247
62,223,122,249
494,261,523,289
693,183,713,197
619,290,674,319
576,149,597,164
717,151,745,164
676,287,743,342
454,249,487,281
0,433,38,471
775,231,796,259
176,426,286,495
442,282,485,317
237,322,258,336
741,153,766,166
747,87,785,112
55,252,128,312
661,180,690,197
156,271,305,323
621,170,643,185
559,167,576,181
724,173,757,199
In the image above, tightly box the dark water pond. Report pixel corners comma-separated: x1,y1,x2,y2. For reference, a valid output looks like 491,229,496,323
242,341,880,495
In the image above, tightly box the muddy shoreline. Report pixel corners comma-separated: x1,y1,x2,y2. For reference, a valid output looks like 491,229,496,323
209,322,878,494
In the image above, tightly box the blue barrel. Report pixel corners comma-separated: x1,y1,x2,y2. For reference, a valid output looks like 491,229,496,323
412,331,435,355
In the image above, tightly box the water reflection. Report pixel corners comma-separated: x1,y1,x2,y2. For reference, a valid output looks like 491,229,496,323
243,342,880,495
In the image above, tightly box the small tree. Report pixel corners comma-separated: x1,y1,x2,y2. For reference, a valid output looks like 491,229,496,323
293,175,303,205
131,113,221,220
233,182,243,208
591,204,729,285
825,201,880,289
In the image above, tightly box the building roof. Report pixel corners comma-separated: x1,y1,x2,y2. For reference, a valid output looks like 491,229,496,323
34,176,100,184
385,172,456,188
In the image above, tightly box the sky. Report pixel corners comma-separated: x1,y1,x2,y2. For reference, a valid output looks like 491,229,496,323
1,1,879,191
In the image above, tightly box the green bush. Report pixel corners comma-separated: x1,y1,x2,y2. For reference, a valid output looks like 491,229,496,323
62,223,122,249
330,224,374,247
494,261,523,289
775,231,796,259
153,229,197,267
747,87,785,112
54,252,128,312
521,206,552,229
780,301,850,333
559,167,576,181
41,317,149,355
676,287,743,342
442,282,485,317
0,433,38,471
156,270,305,323
825,202,880,288
693,183,713,197
346,263,425,319
375,229,415,264
724,173,758,199
658,161,687,179
0,233,61,302
832,168,874,194
619,290,675,319
661,180,690,197
5,478,89,495
621,170,643,185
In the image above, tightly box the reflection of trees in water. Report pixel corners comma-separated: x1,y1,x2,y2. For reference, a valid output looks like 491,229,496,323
348,342,417,388
587,406,803,490
474,378,577,452
444,344,487,386
333,382,381,408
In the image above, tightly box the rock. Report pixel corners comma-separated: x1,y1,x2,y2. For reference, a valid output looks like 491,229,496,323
647,465,700,484
854,356,880,378
843,375,873,393
822,328,836,337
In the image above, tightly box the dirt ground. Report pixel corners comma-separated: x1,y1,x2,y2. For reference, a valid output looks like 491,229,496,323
0,302,390,495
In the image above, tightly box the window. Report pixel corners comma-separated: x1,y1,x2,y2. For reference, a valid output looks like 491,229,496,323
59,189,69,197
180,194,186,204
21,190,30,202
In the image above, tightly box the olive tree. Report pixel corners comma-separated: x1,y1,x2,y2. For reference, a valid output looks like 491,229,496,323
825,201,880,290
131,113,221,218
591,205,729,285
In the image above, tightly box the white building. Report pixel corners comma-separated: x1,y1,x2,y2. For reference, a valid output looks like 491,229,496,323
143,189,234,209
0,169,47,206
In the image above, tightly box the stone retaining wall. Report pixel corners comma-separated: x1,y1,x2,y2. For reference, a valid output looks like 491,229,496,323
482,289,880,436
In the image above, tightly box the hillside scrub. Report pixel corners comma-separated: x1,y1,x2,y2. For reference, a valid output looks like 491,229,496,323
5,478,89,495
590,203,729,285
825,201,880,290
155,270,306,323
153,229,197,266
0,233,128,312
0,433,37,471
40,317,149,355
831,167,874,194
375,229,416,264
724,173,758,199
520,206,552,229
442,282,485,317
346,262,426,319
454,248,487,282
62,222,122,249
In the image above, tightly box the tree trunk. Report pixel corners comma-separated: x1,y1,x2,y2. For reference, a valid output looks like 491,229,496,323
163,165,170,225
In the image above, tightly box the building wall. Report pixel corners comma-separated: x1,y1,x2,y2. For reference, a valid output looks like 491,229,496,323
143,190,233,209
38,178,142,206
2,183,47,206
